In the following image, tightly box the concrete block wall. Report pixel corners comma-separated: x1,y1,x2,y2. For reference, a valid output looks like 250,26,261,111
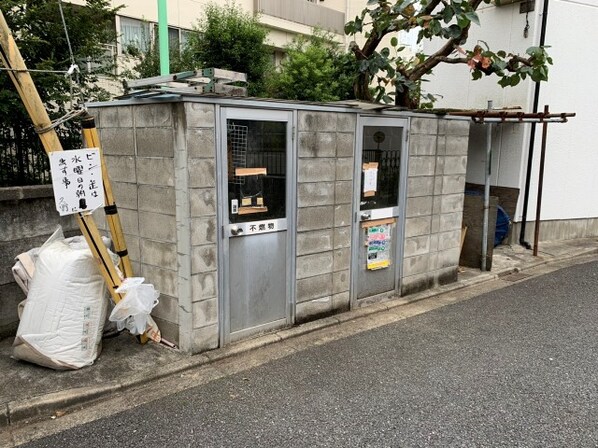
94,104,180,345
184,102,219,353
401,118,469,295
295,111,356,322
0,186,77,340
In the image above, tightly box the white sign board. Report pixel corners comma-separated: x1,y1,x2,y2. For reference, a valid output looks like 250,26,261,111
49,149,104,216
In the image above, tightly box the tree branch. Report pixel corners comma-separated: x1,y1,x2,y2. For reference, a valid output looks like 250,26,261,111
436,56,469,64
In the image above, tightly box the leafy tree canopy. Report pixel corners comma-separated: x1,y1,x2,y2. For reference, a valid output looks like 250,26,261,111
266,30,356,102
345,0,552,108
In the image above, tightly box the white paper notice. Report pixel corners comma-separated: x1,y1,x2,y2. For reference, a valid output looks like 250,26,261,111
49,149,104,216
363,168,378,193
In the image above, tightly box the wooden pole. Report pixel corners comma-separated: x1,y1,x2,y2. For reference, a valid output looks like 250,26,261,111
0,9,123,304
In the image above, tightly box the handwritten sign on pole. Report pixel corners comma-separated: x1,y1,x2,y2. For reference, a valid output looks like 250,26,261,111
49,149,104,216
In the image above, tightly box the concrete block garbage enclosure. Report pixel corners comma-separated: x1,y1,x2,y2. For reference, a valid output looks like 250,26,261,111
88,96,470,354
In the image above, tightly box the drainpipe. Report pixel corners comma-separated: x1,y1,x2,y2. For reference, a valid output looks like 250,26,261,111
481,100,493,272
519,0,549,248
158,0,169,76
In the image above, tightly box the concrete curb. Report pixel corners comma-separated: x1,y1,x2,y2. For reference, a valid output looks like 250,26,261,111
4,245,597,427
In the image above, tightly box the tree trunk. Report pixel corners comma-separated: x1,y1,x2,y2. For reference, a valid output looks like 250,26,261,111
394,85,418,109
354,72,373,102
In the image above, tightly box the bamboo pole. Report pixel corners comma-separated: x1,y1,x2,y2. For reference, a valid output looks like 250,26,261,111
81,116,134,278
0,10,123,304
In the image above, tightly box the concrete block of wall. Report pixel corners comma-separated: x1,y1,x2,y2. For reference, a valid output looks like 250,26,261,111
405,216,432,238
99,106,133,128
188,159,216,188
138,185,175,215
136,158,174,187
336,133,355,157
298,111,336,132
124,234,140,262
438,229,462,251
438,247,461,269
298,182,335,207
440,193,465,214
440,120,470,136
142,264,178,298
297,229,333,256
445,135,469,155
429,234,439,253
0,283,22,339
140,239,177,270
333,247,351,271
298,159,335,182
139,211,177,242
334,204,352,227
296,251,334,279
440,212,463,232
409,134,437,156
184,103,215,128
136,128,175,158
297,273,333,303
191,244,217,274
408,156,436,177
100,128,135,156
410,117,438,135
152,316,179,345
192,298,218,329
296,297,332,323
333,226,351,249
442,175,466,195
104,155,136,183
298,132,336,158
190,188,216,217
187,128,215,159
297,206,335,231
336,113,356,133
443,156,467,175
407,176,434,198
334,181,353,204
134,104,172,127
151,293,179,324
192,272,218,302
404,235,431,257
112,181,137,210
332,269,350,294
406,196,433,218
191,324,219,352
403,253,430,277
191,217,217,246
118,208,139,236
335,158,353,181
401,272,432,296
332,291,350,312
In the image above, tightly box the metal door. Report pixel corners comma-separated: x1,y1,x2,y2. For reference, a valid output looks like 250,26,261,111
351,116,409,302
217,107,294,343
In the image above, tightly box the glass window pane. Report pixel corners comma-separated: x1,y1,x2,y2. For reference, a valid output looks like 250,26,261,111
168,27,180,51
360,126,402,210
120,17,150,53
227,120,286,224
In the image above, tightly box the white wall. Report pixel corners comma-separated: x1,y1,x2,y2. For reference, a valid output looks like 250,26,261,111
424,0,598,224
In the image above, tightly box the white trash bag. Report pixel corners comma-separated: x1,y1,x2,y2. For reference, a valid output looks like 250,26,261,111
109,277,160,335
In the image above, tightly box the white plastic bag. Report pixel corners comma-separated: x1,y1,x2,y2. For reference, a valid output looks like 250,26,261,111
109,277,160,335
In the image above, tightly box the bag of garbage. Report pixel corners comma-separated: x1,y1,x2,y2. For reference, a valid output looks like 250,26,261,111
12,228,110,370
109,277,160,335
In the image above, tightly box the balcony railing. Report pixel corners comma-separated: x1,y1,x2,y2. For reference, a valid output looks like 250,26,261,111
255,0,346,35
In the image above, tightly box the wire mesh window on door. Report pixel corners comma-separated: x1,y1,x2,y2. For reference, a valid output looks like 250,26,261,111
227,123,247,185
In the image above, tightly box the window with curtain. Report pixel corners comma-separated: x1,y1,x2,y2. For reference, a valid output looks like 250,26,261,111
120,17,150,54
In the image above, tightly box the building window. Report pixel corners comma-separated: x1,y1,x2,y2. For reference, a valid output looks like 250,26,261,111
120,17,150,54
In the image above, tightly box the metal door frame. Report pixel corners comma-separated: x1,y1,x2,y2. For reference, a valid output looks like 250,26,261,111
350,115,410,307
216,106,297,345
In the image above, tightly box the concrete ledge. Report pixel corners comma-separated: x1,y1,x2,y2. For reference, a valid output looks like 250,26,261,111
0,185,53,202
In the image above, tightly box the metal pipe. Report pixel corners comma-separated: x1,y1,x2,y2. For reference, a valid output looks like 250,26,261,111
533,105,550,256
481,100,493,272
158,0,169,76
472,117,569,124
520,0,550,249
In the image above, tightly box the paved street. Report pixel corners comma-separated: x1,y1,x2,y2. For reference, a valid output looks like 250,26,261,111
17,260,598,447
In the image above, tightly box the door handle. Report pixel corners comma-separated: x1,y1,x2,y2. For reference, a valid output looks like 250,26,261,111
230,225,243,236
361,212,371,221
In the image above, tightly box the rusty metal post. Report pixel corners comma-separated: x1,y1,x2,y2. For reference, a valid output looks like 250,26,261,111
533,105,550,256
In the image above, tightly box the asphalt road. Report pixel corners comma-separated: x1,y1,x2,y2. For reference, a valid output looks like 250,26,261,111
20,261,598,447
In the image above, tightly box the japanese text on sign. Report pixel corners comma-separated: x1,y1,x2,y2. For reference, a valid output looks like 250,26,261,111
366,224,391,270
49,149,104,216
